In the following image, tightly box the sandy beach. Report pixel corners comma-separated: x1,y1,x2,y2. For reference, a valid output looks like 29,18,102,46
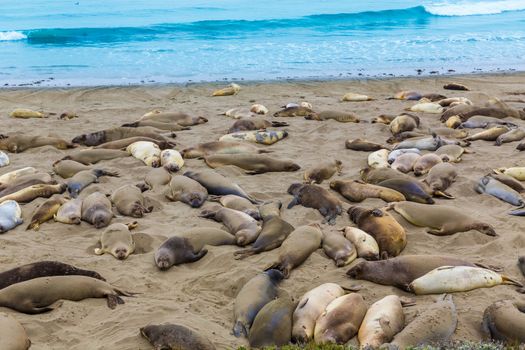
0,73,524,349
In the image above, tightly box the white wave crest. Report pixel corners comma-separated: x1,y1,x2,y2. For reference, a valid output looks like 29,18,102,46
426,0,525,16
0,31,27,41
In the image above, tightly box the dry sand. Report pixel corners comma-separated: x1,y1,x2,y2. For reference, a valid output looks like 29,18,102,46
0,73,524,349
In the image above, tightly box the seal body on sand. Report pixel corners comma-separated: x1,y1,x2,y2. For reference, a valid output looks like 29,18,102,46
248,296,295,348
94,222,136,260
475,176,524,207
345,139,384,151
94,136,174,150
0,135,75,153
495,128,525,146
264,224,323,278
341,92,373,102
0,167,36,187
0,173,56,198
368,149,389,168
26,195,67,231
390,114,419,135
273,106,317,118
495,167,525,181
377,178,434,204
219,130,288,145
0,261,105,290
181,141,269,159
412,153,443,176
165,175,208,208
314,293,367,345
67,169,118,197
330,179,405,202
322,231,357,267
228,119,287,133
160,149,184,172
72,126,171,146
10,108,45,118
423,162,457,196
0,200,23,233
145,167,171,191
233,269,284,337
360,167,412,184
204,153,300,174
391,153,420,173
140,111,208,126
209,194,259,219
482,300,525,343
292,283,345,343
54,197,82,224
64,149,129,165
81,192,113,228
0,276,132,313
406,102,443,114
287,183,342,225
465,125,510,141
342,227,379,260
310,111,360,123
111,185,152,218
184,170,258,203
434,144,468,163
141,323,216,350
303,160,342,184
348,206,406,258
121,119,190,131
459,115,517,129
0,313,31,350
53,159,91,178
489,172,525,193
387,149,421,164
127,141,161,167
0,183,66,204
444,82,469,90
211,83,241,96
177,227,236,251
393,134,443,151
199,206,261,246
154,236,207,270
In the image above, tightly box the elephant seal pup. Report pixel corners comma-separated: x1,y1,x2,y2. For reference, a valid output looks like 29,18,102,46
342,227,380,260
52,159,91,178
184,170,259,203
145,167,171,191
423,162,457,197
330,179,405,203
141,324,216,350
314,293,367,345
199,206,261,246
475,176,525,207
165,175,208,208
303,160,342,184
160,149,184,172
494,167,525,181
54,197,82,224
368,149,390,168
94,222,136,260
466,125,510,142
127,141,161,167
177,227,236,251
66,169,119,198
0,200,23,233
390,114,420,135
81,192,113,229
459,115,517,129
72,126,171,146
95,136,175,150
391,153,421,173
264,224,323,278
0,261,105,290
111,185,152,218
0,172,55,196
292,283,345,343
393,134,444,151
388,201,496,236
445,115,462,128
0,183,66,204
0,167,36,187
154,236,207,270
348,206,406,258
63,149,129,165
233,269,284,337
495,128,525,146
204,153,300,175
346,255,483,291
209,194,259,219
482,300,525,343
140,111,208,126
219,130,288,145
309,111,360,123
384,295,457,349
345,139,384,152
341,92,373,102
360,167,412,184
9,108,45,118
0,275,132,313
26,196,67,231
0,312,31,349
211,83,240,96
406,101,443,114
377,178,434,204
434,144,469,163
372,114,396,124
234,201,294,259
122,119,190,131
249,296,296,348
413,153,443,176
287,183,343,225
322,231,357,267
489,172,525,193
0,135,75,153
273,106,317,118
181,141,270,159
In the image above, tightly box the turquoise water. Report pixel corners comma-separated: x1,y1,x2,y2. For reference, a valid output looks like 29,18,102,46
1,0,525,86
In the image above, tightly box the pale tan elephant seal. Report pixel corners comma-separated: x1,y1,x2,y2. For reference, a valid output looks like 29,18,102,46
482,300,525,343
111,185,152,218
303,160,342,184
94,222,137,260
165,175,208,208
0,313,31,349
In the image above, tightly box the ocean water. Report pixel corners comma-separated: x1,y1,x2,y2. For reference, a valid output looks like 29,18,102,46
1,0,525,86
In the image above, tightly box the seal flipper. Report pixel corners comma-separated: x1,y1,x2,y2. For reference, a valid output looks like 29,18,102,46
287,197,298,209
186,248,208,263
106,294,125,309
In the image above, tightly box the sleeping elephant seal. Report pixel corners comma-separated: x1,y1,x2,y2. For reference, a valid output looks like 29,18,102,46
95,136,175,150
287,183,343,225
154,236,207,270
94,222,136,260
139,111,208,126
0,261,105,290
330,179,405,203
422,162,457,198
233,269,284,338
0,135,75,153
0,275,132,313
165,175,208,208
177,227,236,251
475,176,524,207
322,231,357,267
303,160,342,184
111,185,152,218
412,153,443,176
52,159,91,178
81,192,113,229
66,169,119,197
345,139,385,152
248,296,296,348
482,300,525,343
141,323,216,350
54,197,82,225
0,313,31,350
145,167,171,191
199,206,261,246
264,224,323,278
63,149,129,165
122,119,190,131
26,195,67,231
377,178,434,204
72,126,172,146
204,153,300,175
181,141,270,159
209,194,260,219
0,200,23,233
348,206,406,258
0,183,66,204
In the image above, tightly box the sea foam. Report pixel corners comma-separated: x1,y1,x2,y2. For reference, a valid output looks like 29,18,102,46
0,31,27,41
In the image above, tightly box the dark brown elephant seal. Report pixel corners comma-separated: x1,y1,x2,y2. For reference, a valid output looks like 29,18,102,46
0,261,105,290
303,160,342,184
348,206,406,258
66,169,119,197
94,136,175,150
165,175,208,208
345,139,385,152
141,323,216,350
0,276,132,314
154,236,207,270
63,149,129,165
139,111,208,126
72,126,172,146
330,179,405,202
482,300,525,343
228,119,288,133
111,185,152,218
249,296,296,348
81,192,113,228
204,153,300,175
0,135,75,153
181,141,270,159
287,183,342,225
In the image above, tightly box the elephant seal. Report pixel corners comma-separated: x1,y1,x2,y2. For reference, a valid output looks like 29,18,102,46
445,115,462,128
0,167,36,187
443,82,469,90
0,135,75,153
145,167,171,191
389,201,496,236
342,227,380,260
389,91,422,100
66,169,119,197
482,300,525,343
63,149,129,165
181,141,270,159
199,206,261,246
72,126,171,146
219,130,288,145
346,255,485,291
372,114,396,124
160,149,184,172
0,173,56,198
390,114,420,135
496,128,525,146
111,185,152,218
406,102,443,114
391,153,420,173
264,224,323,278
348,206,406,258
345,139,384,152
81,192,113,228
360,167,413,184
94,222,136,260
204,154,300,175
54,197,82,224
413,153,443,176
368,149,389,168
273,106,317,118
517,142,525,151
212,83,241,96
141,323,216,350
94,136,175,150
221,107,255,119
0,261,105,290
459,115,517,129
209,194,259,219
0,183,66,204
434,144,469,163
384,295,457,349
127,141,161,167
330,179,406,203
387,149,421,164
475,176,524,207
0,200,23,233
228,119,288,133
423,162,457,197
248,296,296,348
122,120,190,131
309,111,360,123
26,195,67,231
489,172,525,193
494,167,525,181
140,111,208,126
314,293,367,345
292,283,345,343
53,159,91,178
234,201,294,259
322,231,357,267
341,92,373,102
251,104,268,114
165,175,208,208
177,227,236,250
233,269,284,337
184,170,259,203
9,108,45,118
154,236,207,270
377,178,434,204
303,160,342,184
0,313,31,349
466,125,509,142
393,134,444,151
287,183,343,225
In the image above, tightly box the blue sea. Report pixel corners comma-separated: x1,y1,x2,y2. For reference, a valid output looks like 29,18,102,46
1,0,525,86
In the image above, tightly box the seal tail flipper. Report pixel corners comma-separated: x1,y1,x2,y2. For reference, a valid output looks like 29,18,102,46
233,248,255,260
501,275,523,287
26,221,39,231
257,149,273,154
341,284,362,292
106,294,125,309
232,321,248,338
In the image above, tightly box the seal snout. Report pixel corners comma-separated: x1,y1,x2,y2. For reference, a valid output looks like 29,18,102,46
115,248,128,260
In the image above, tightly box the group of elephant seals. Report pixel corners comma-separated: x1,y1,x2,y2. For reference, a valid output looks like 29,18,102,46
81,192,113,228
204,153,300,174
165,175,208,207
141,323,216,350
0,313,31,349
303,160,342,184
0,135,75,153
287,183,342,225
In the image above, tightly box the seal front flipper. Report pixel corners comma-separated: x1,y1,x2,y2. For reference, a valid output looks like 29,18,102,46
187,248,208,263
287,197,298,209
106,294,125,309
